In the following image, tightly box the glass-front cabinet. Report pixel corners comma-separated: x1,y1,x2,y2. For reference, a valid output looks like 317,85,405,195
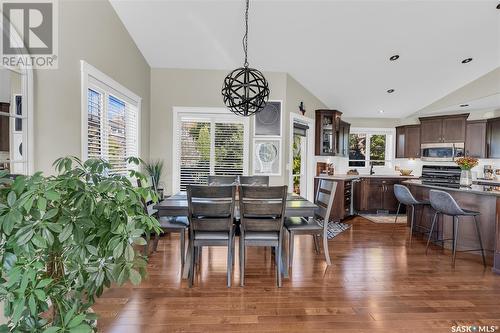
315,109,343,156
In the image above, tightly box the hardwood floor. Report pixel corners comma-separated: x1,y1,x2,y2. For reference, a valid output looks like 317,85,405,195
94,216,500,332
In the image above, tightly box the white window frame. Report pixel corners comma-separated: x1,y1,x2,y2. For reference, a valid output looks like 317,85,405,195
172,107,250,193
80,60,141,165
348,127,395,170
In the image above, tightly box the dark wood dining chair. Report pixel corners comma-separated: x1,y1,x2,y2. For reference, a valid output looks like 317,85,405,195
187,185,236,288
238,175,269,186
137,177,189,269
285,179,337,268
239,185,287,287
207,175,238,185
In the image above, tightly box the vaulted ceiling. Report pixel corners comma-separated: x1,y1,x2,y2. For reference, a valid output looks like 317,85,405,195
110,0,500,118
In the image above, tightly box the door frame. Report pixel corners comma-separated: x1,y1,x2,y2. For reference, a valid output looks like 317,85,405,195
288,113,315,201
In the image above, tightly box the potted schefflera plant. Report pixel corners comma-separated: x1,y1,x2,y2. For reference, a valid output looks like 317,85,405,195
0,157,161,332
143,160,165,200
455,156,479,187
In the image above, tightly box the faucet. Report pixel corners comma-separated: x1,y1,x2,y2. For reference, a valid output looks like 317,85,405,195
370,162,375,175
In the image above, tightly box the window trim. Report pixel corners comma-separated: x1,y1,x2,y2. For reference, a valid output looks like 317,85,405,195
172,107,250,193
348,127,395,169
80,60,141,164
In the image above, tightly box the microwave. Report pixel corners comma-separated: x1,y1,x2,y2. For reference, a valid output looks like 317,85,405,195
421,143,464,162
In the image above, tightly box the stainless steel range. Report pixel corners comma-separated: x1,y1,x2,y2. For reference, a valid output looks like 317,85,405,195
420,165,462,188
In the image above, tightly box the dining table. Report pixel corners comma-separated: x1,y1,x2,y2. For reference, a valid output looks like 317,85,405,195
154,191,318,279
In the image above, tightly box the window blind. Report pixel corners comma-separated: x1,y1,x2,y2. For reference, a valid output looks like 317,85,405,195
179,120,211,191
214,122,244,176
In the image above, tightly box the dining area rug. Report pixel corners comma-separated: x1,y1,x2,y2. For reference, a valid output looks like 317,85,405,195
360,214,407,224
326,222,351,240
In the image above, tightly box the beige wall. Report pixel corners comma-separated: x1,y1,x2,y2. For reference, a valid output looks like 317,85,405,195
33,0,151,174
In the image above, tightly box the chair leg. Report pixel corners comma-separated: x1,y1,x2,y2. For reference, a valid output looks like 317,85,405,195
426,212,439,255
227,235,232,288
289,231,295,270
153,231,161,252
144,231,151,256
391,202,401,237
240,236,245,287
323,228,331,266
180,229,185,272
188,242,195,288
409,205,415,247
276,243,282,288
473,216,487,267
313,234,320,254
452,216,459,267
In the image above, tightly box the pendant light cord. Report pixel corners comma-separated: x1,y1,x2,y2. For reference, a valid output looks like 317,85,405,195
242,0,249,67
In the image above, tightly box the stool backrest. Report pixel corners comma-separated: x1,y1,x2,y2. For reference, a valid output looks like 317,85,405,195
394,184,419,206
187,185,236,231
429,189,465,216
238,175,269,186
239,185,287,232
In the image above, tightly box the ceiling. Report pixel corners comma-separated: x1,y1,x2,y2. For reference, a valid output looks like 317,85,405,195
110,0,500,118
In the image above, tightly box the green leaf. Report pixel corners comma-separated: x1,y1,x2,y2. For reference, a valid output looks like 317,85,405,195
28,294,37,316
11,297,25,324
69,324,92,333
45,190,61,201
7,191,17,207
3,252,17,271
129,268,142,285
67,313,85,328
42,327,61,333
32,233,47,248
124,244,134,261
17,229,34,246
58,223,73,242
36,278,52,288
33,289,46,301
6,267,22,287
42,228,54,245
37,197,47,211
46,222,63,233
43,208,59,220
24,196,34,212
113,242,124,259
133,237,147,246
85,245,98,256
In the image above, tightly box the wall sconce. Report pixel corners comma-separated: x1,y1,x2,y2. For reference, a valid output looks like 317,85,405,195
299,101,306,115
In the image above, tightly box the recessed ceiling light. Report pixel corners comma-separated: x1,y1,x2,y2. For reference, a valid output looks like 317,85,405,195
387,89,395,93
389,55,399,61
497,3,500,9
461,58,473,64
379,110,384,113
460,104,469,107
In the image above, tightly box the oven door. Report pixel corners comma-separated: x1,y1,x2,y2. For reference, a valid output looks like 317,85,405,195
421,143,455,161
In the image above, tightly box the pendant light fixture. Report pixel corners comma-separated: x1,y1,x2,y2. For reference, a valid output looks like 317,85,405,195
222,0,270,116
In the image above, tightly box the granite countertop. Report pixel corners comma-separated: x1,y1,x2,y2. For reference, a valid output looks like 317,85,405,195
403,179,500,197
315,174,416,180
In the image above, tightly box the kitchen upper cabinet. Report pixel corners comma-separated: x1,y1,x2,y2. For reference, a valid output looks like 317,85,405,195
395,125,420,158
419,114,468,144
487,117,500,158
315,109,342,156
465,120,487,158
336,120,350,157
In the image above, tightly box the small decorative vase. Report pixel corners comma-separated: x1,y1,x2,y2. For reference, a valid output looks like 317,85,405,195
460,169,473,187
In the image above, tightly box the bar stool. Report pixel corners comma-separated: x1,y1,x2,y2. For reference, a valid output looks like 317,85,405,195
426,189,486,267
393,184,431,246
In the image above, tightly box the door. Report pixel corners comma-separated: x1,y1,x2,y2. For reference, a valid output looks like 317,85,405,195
442,117,466,143
292,133,307,195
420,119,443,144
465,120,487,158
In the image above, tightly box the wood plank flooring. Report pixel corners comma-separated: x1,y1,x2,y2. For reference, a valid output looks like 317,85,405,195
94,216,500,332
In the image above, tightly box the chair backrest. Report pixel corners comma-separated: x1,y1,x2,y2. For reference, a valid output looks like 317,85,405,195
314,179,337,224
394,184,419,206
137,177,157,216
429,189,465,216
187,185,236,232
238,175,269,186
239,185,287,232
207,175,238,186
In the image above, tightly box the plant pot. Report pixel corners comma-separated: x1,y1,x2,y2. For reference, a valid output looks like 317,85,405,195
460,169,473,187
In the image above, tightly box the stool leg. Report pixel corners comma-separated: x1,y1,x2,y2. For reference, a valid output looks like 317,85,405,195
452,216,459,267
391,202,401,237
409,205,415,247
473,215,487,267
426,212,438,255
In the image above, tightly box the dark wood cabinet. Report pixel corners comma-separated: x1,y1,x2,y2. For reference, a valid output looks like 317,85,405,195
395,125,420,158
0,103,10,152
314,178,353,222
419,114,468,144
315,109,342,156
356,177,401,213
336,120,350,157
487,117,500,158
465,120,487,158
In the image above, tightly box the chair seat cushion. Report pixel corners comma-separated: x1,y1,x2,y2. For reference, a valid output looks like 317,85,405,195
195,231,229,240
285,217,322,231
244,231,279,240
158,216,189,229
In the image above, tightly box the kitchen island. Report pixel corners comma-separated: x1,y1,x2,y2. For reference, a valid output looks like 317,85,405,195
403,179,500,274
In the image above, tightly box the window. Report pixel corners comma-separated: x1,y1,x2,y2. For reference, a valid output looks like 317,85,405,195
174,109,249,192
349,129,393,168
81,61,140,174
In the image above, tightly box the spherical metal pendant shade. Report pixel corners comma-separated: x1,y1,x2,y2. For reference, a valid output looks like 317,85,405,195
222,66,270,117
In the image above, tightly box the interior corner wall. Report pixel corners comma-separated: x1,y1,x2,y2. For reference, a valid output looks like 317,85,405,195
33,0,151,174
